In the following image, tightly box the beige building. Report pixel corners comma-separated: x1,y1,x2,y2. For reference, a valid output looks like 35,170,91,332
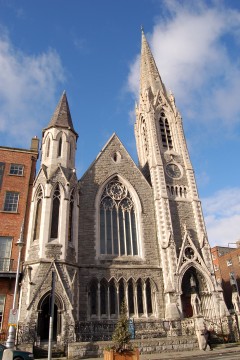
18,31,232,352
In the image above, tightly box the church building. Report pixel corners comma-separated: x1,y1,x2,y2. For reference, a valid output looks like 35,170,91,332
18,31,230,347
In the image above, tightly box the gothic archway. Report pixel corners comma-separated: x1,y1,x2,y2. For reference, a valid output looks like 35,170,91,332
37,293,62,341
181,267,200,318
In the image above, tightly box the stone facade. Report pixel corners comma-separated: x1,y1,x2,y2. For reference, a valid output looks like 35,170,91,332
17,31,231,352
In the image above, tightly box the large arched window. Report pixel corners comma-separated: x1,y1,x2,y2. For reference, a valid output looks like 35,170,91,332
50,185,60,239
100,177,138,256
33,188,43,240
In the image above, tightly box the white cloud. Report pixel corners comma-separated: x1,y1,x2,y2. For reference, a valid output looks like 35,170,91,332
127,1,240,130
0,30,65,146
202,188,240,247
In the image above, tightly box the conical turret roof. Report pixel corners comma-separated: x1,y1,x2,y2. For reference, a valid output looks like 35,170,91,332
140,29,166,95
44,91,77,136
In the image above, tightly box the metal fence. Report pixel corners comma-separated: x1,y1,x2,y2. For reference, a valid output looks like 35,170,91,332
0,258,17,272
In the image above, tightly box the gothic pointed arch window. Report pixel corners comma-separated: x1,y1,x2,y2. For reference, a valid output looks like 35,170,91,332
137,279,144,315
46,137,50,158
68,190,74,242
50,185,61,239
89,279,98,317
128,278,135,315
58,136,62,157
159,112,173,149
33,188,43,240
100,177,139,256
146,278,153,315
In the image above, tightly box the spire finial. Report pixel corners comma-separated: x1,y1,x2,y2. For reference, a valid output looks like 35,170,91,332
141,25,144,33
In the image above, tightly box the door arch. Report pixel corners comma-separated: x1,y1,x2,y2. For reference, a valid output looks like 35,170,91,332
37,292,63,341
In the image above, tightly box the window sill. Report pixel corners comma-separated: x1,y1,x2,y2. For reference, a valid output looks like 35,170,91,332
0,210,19,214
8,174,24,177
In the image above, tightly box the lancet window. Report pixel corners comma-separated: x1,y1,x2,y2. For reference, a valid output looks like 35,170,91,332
58,136,62,157
141,118,148,156
159,112,173,149
88,277,155,319
46,137,50,158
50,185,60,239
68,191,74,242
100,177,138,256
33,188,43,240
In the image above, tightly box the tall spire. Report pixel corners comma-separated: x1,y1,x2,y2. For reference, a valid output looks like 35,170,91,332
44,91,77,136
140,29,165,95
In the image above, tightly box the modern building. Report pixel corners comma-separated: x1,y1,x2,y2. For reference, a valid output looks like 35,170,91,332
212,244,240,311
18,31,231,350
0,140,39,341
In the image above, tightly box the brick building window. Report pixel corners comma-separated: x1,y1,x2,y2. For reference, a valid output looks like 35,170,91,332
227,259,233,267
214,264,219,271
3,191,19,212
0,236,12,271
9,164,24,176
0,162,5,187
0,295,6,330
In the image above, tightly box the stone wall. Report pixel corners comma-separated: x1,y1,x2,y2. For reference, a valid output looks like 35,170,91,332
68,336,199,358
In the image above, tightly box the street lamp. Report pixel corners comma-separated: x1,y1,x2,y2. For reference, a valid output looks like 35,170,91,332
6,223,25,348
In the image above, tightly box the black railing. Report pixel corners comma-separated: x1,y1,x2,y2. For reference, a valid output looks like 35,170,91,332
75,320,116,342
0,258,17,272
74,319,171,343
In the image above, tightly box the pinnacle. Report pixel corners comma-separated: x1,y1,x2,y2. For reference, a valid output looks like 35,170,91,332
140,29,165,95
45,91,77,135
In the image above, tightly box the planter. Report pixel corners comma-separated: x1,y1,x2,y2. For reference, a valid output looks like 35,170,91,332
104,349,139,360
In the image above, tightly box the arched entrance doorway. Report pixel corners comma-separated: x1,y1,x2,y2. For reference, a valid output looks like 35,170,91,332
37,293,62,341
181,267,200,318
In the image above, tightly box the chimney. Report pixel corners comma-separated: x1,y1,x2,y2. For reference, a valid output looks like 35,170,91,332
30,136,39,152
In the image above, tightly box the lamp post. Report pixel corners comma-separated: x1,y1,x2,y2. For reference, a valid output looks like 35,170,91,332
6,224,25,348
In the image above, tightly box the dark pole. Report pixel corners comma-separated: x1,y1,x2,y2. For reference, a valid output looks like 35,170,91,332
48,270,56,360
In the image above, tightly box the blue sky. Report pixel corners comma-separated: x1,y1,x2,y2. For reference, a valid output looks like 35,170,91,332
0,0,239,247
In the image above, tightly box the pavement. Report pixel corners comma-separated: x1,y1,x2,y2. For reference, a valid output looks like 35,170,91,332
40,343,240,360
138,343,240,359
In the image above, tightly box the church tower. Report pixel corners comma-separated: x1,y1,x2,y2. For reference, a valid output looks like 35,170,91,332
19,92,79,343
135,30,227,321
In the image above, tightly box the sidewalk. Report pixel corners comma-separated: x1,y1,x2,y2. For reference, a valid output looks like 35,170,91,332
138,343,240,359
43,343,240,360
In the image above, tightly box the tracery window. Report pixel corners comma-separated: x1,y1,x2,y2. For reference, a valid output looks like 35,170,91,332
50,185,60,239
100,177,138,256
159,112,173,149
33,189,43,240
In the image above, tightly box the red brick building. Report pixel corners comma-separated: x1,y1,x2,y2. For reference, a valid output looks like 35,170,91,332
0,139,38,340
211,245,240,311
